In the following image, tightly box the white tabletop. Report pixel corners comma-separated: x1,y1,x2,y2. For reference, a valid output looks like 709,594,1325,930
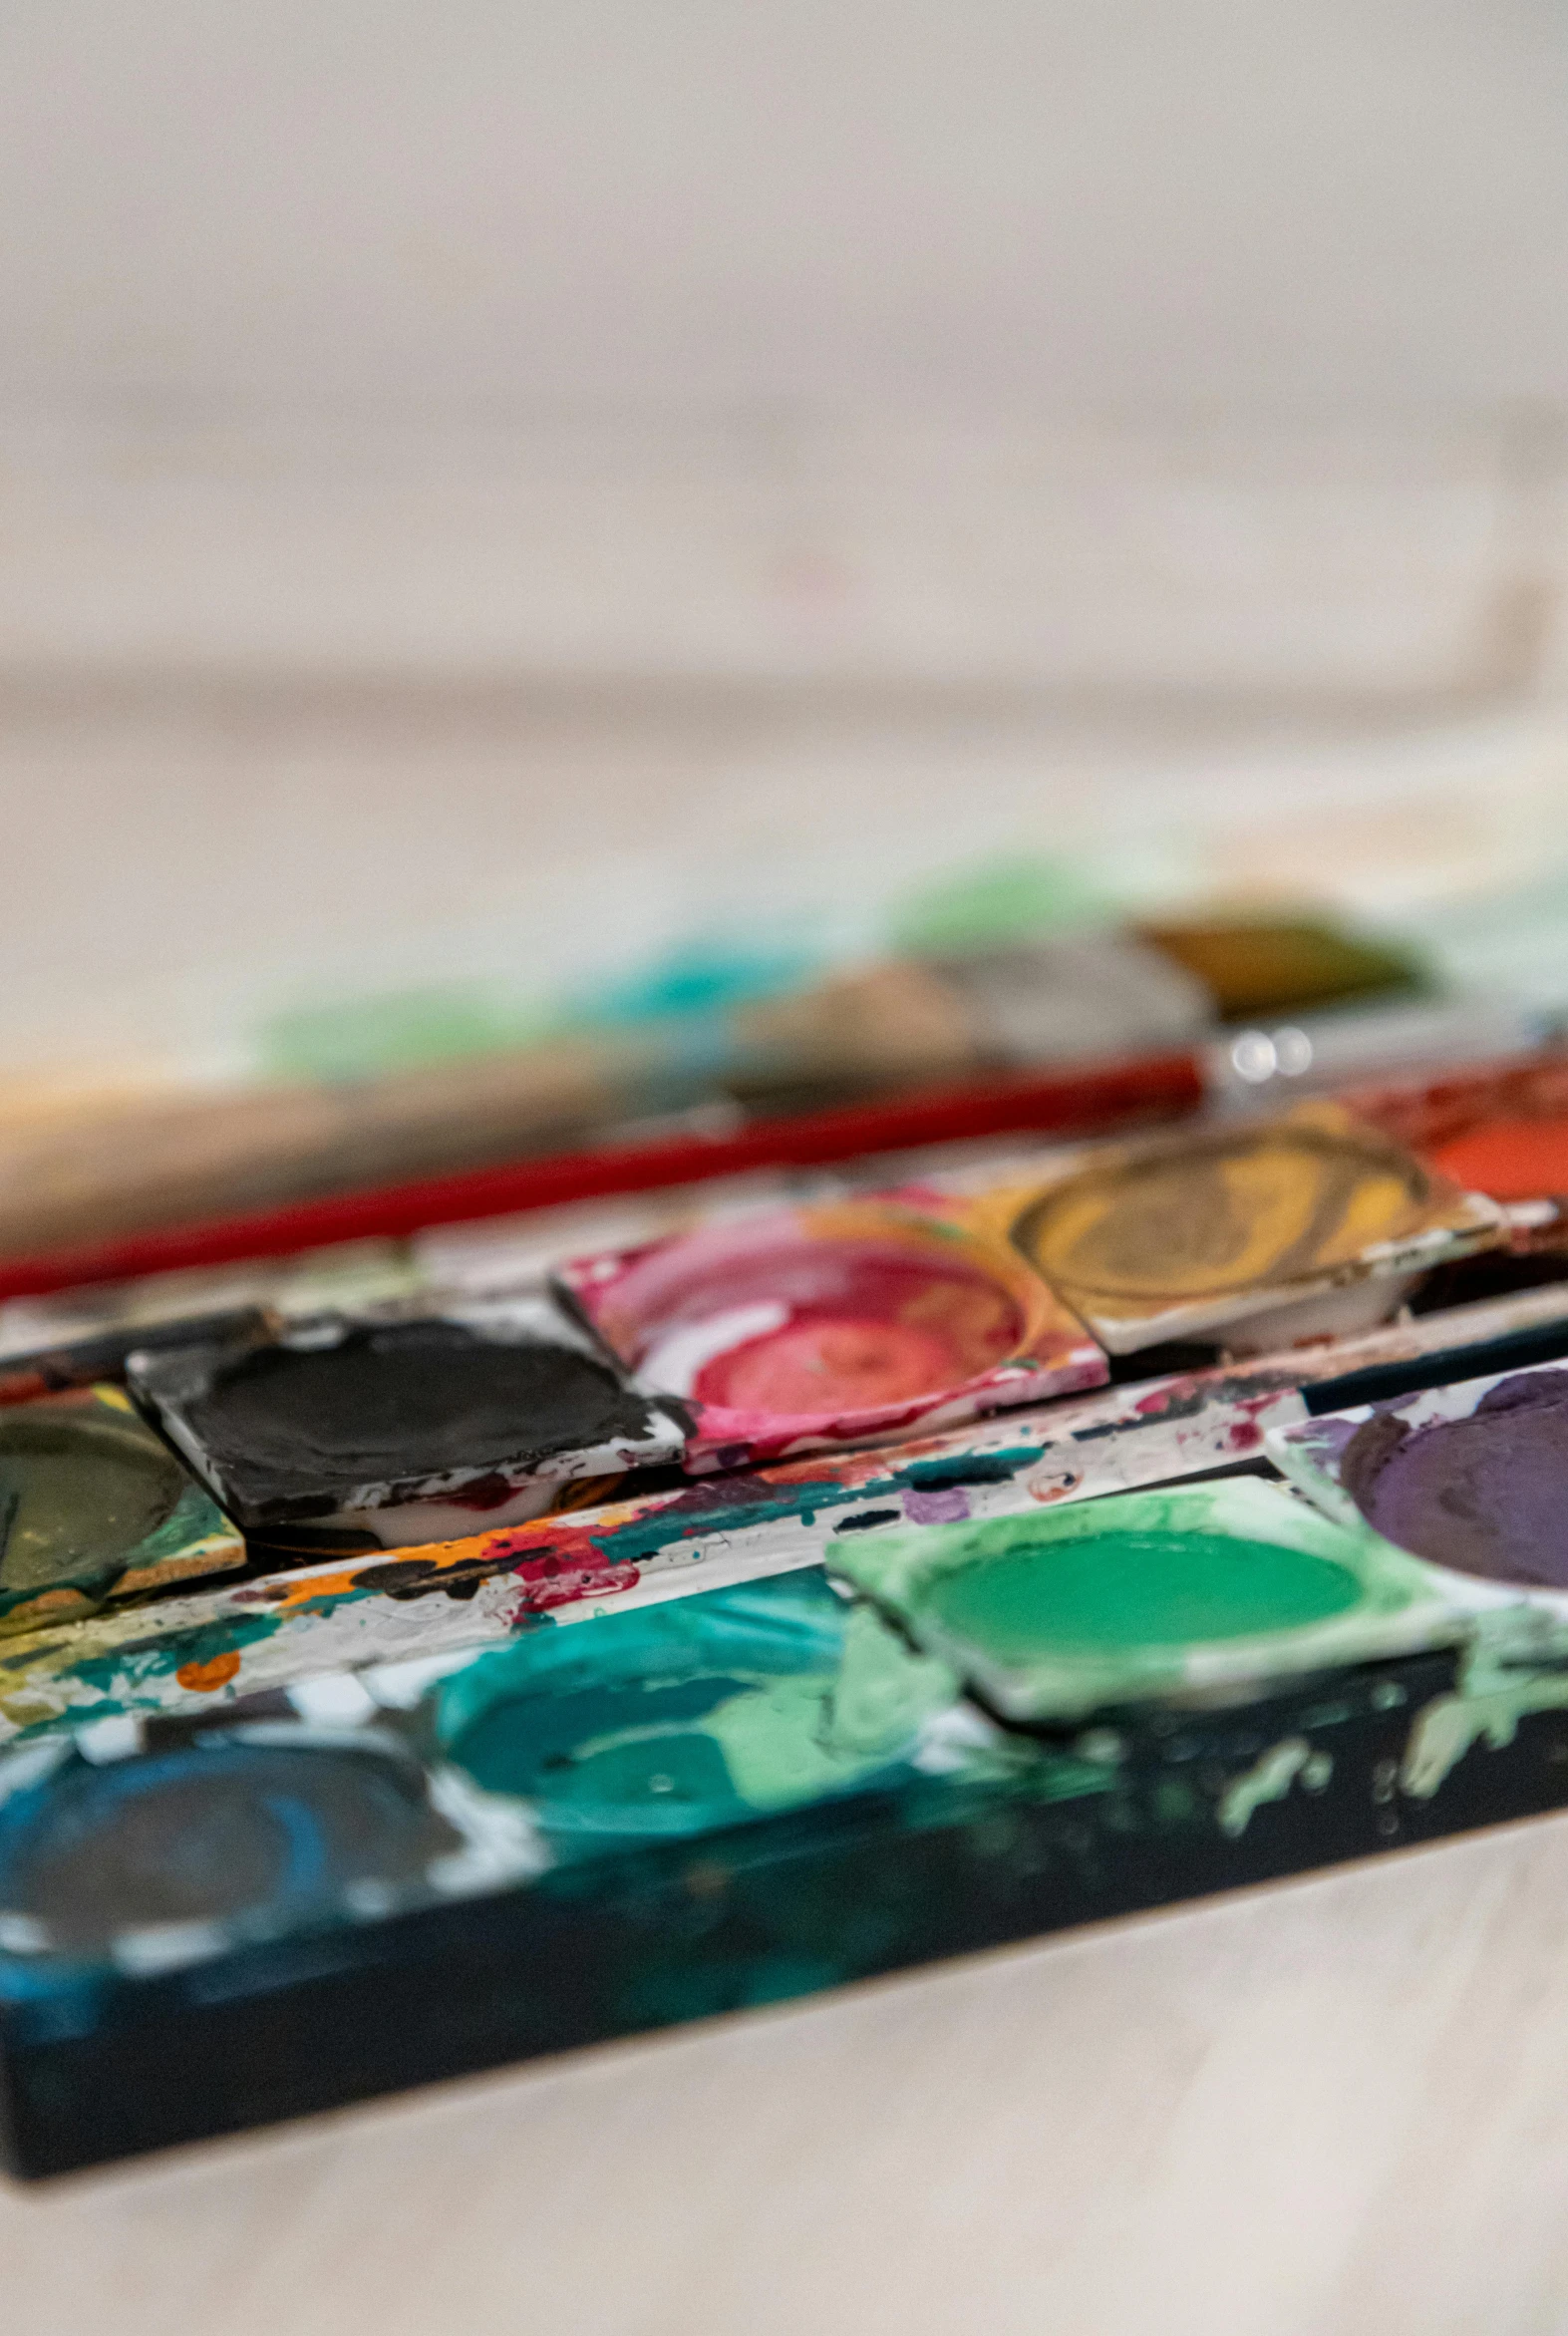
8,1808,1567,2336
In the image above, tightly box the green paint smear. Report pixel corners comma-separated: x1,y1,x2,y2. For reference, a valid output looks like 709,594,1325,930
438,1571,958,1845
888,853,1112,951
925,1526,1361,1660
1401,1613,1568,1799
1217,1737,1313,1836
260,983,555,1082
707,1606,952,1808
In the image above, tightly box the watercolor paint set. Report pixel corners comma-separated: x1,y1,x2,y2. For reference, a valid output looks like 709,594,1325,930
10,1059,1568,2172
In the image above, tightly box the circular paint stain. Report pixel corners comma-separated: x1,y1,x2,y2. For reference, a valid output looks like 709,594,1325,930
0,1738,462,1954
695,1316,962,1414
1013,1123,1429,1304
450,1669,749,1837
439,1616,808,1831
924,1526,1361,1660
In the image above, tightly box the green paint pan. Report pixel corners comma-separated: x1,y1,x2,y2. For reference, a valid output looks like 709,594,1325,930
828,1477,1467,1723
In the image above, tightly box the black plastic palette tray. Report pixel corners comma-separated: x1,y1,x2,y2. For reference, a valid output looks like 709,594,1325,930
1,1626,1562,2179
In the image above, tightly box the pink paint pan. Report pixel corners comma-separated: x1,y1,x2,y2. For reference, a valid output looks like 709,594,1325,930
555,1193,1107,1472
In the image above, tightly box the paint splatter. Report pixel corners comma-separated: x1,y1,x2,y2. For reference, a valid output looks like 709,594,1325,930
175,1650,242,1693
902,1487,972,1525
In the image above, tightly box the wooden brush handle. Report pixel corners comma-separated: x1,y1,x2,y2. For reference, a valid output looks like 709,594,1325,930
0,965,988,1255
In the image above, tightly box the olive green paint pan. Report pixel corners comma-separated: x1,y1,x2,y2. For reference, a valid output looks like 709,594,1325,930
828,1478,1466,1723
0,1387,245,1635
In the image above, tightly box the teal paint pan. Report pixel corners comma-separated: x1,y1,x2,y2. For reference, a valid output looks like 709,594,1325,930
828,1477,1466,1723
429,1568,969,1852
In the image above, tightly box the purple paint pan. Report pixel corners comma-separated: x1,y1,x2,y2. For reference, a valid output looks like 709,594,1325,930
1268,1360,1568,1612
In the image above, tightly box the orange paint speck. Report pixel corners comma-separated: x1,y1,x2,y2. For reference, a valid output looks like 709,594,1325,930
175,1650,242,1692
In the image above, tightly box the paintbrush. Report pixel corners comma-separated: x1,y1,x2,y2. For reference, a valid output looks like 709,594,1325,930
0,938,1213,1258
0,921,1468,1266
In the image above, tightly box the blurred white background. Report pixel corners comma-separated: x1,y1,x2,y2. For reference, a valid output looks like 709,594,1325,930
4,0,1565,418
2,1,1566,1074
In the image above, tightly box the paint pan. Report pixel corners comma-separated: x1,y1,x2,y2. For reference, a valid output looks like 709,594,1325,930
0,1387,243,1636
127,1296,687,1547
1268,1362,1568,1614
429,1565,974,1851
828,1477,1463,1723
556,1194,1106,1471
1134,916,1422,1019
1345,1051,1568,1209
0,1711,541,1975
995,1100,1501,1355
